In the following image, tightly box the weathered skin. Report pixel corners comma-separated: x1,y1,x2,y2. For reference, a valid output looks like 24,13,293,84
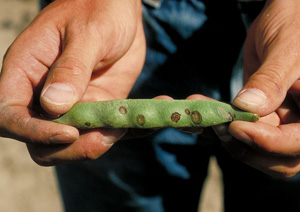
52,99,259,129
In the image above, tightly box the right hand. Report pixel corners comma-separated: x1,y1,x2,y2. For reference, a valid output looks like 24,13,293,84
214,0,300,178
0,0,146,165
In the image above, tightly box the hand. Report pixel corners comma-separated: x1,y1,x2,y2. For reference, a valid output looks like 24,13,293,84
218,0,300,178
0,0,146,165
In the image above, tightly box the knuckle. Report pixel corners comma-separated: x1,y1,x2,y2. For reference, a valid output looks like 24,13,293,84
79,144,102,161
52,57,88,77
81,149,100,161
254,64,286,96
77,132,112,161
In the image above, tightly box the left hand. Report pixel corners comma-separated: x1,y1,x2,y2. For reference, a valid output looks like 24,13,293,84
217,0,300,178
0,0,145,166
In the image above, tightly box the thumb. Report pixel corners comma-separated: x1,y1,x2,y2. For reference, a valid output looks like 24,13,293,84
40,31,103,115
233,62,296,116
232,10,300,116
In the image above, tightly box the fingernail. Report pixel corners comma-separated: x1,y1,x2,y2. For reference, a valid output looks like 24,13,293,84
102,129,127,146
49,134,77,144
235,88,267,109
42,83,76,105
213,124,232,142
229,128,253,145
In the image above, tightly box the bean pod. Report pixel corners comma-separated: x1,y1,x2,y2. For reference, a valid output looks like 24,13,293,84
52,99,259,129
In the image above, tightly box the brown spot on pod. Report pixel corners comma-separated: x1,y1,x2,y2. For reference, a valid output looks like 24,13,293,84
119,106,127,115
85,122,91,127
185,109,190,115
227,112,233,121
136,114,146,126
191,111,202,124
171,112,181,123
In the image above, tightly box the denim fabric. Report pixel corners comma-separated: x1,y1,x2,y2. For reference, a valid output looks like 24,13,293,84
131,0,246,101
38,0,300,211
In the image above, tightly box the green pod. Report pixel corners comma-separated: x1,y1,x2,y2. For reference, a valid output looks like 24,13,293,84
52,99,259,129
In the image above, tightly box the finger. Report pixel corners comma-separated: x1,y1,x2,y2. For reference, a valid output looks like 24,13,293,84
212,111,280,142
213,123,232,142
233,31,300,116
229,121,300,156
276,94,300,124
186,94,214,100
27,128,126,166
222,138,300,178
258,112,281,126
154,95,174,100
0,25,59,109
40,26,107,115
0,19,78,144
0,105,79,144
